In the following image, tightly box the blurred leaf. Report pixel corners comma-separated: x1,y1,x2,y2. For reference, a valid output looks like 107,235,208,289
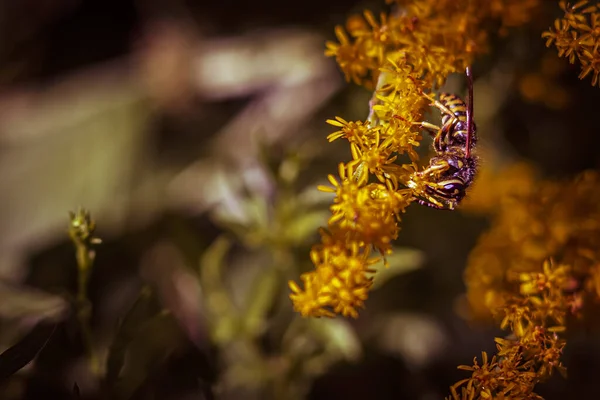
0,89,151,274
200,236,232,287
127,346,216,400
115,311,183,400
243,196,270,243
278,153,301,184
297,184,334,208
368,312,448,370
286,318,362,379
243,267,281,336
199,236,240,345
73,383,81,400
209,176,271,242
0,321,57,382
370,247,425,290
308,318,361,362
105,287,154,387
257,136,283,182
283,210,329,245
0,282,68,322
214,220,249,242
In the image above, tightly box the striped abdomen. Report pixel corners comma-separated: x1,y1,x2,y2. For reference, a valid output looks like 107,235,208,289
434,93,476,153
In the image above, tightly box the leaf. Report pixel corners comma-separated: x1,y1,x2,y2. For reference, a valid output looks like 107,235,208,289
0,282,68,322
243,267,281,336
370,247,425,290
283,210,330,244
105,287,155,386
200,236,232,284
256,136,282,182
199,236,242,346
367,312,448,369
127,345,216,400
308,318,362,362
0,283,67,383
73,383,81,400
115,312,184,400
0,321,57,382
297,184,335,208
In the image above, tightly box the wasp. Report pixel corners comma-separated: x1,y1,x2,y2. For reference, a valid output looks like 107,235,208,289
406,67,477,210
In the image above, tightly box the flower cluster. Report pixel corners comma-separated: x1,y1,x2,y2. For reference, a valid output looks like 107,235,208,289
289,49,446,318
289,0,543,319
326,0,542,89
289,50,434,318
450,168,600,398
464,169,600,320
289,162,415,318
543,1,600,86
450,260,575,399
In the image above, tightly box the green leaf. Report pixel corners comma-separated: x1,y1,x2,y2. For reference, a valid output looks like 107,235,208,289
0,321,57,383
114,312,183,400
0,282,68,322
243,267,281,336
105,287,154,386
308,318,361,362
199,236,240,345
367,312,447,369
199,236,235,307
283,210,329,244
370,247,425,290
297,185,334,208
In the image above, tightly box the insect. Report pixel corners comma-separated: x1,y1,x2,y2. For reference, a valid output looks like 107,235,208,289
406,67,478,210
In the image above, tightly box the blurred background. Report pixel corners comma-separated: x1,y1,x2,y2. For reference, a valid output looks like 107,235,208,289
1,0,600,399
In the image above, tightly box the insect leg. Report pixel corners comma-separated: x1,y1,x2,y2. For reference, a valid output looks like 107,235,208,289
417,199,451,210
392,115,441,138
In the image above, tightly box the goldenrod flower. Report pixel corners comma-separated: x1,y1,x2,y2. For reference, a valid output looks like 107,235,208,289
518,260,574,296
348,136,398,186
488,0,542,33
452,168,600,399
320,163,409,258
451,258,572,399
289,232,380,318
325,26,377,87
325,117,373,145
543,0,600,86
292,0,546,319
465,171,600,320
318,163,363,225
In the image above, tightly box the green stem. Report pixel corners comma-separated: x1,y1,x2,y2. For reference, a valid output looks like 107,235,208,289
270,247,295,400
75,243,99,374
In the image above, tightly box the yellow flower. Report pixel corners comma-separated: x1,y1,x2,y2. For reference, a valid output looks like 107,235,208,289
293,0,548,320
543,0,600,86
289,272,336,318
489,0,541,33
518,260,573,296
326,117,374,145
319,162,363,224
464,170,600,320
318,163,410,255
325,26,377,87
289,234,379,318
348,136,398,186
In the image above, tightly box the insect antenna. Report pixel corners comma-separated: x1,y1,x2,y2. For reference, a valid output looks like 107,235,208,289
465,66,474,158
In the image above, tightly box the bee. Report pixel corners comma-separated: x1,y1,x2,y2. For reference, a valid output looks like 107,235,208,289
406,67,477,210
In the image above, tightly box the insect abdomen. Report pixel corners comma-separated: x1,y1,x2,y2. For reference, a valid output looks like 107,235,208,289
439,93,468,124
